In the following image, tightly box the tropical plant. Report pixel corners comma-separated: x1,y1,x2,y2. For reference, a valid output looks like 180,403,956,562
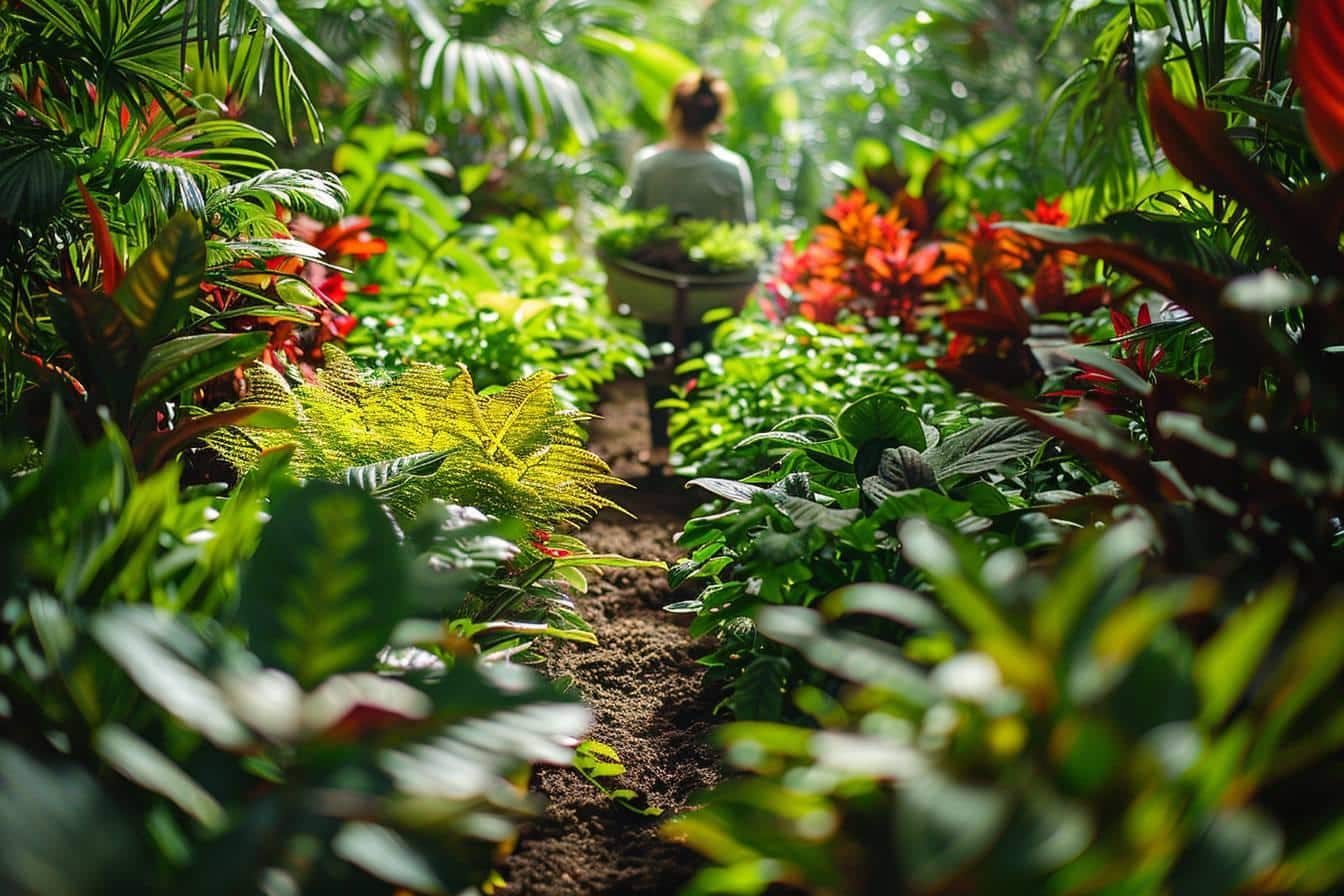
21,210,304,469
669,520,1344,896
665,315,956,480
0,0,356,454
345,202,646,410
0,426,592,894
207,347,628,531
669,391,1104,720
766,189,948,326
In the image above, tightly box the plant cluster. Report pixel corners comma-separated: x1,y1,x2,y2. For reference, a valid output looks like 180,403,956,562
766,188,948,326
1,412,602,894
663,6,1344,894
0,3,663,892
597,208,769,276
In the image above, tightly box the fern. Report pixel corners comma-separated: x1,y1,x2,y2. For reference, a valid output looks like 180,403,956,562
207,348,628,529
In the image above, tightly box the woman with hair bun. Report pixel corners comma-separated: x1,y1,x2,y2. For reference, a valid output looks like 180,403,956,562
625,71,755,224
623,71,755,469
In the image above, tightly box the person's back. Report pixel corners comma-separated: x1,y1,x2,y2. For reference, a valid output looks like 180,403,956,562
626,143,754,223
620,70,756,469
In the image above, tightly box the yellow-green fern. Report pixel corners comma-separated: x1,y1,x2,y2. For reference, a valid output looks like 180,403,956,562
207,348,627,529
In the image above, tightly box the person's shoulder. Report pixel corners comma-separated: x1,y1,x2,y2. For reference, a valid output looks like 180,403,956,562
708,144,748,166
708,144,751,176
632,143,675,166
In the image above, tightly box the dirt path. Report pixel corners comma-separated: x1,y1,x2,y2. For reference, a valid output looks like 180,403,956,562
499,378,720,895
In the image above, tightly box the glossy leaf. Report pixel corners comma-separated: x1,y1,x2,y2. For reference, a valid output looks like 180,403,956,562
1294,0,1344,171
112,211,206,345
923,417,1047,479
1195,578,1293,727
238,482,407,688
836,393,926,451
133,332,270,411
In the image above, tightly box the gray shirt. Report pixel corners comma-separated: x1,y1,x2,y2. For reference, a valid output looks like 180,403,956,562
624,144,755,223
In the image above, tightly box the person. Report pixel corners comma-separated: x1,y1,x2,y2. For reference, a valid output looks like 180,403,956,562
625,72,755,225
623,71,755,469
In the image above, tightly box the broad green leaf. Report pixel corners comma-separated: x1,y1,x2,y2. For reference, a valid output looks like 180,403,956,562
134,332,270,412
1195,578,1293,727
896,771,1011,887
757,606,937,706
91,608,250,749
773,495,861,532
836,393,924,451
923,417,1048,479
1033,519,1154,656
688,477,765,504
94,725,225,830
821,583,954,632
1167,809,1283,896
1281,814,1344,893
1249,599,1344,771
238,482,407,688
333,823,447,895
986,784,1092,874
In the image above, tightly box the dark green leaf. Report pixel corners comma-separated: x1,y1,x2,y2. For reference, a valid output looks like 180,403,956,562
134,332,270,412
238,482,407,688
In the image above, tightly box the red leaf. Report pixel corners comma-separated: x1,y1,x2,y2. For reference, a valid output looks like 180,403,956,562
983,272,1031,336
1146,68,1344,276
943,309,1019,337
76,178,122,295
1295,0,1344,171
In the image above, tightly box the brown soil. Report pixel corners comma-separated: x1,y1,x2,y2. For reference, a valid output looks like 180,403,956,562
499,378,720,896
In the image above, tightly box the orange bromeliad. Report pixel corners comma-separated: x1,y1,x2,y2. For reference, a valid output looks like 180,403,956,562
766,189,948,326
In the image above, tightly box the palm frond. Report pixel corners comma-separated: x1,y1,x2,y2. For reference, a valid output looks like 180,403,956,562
403,0,596,144
206,169,347,233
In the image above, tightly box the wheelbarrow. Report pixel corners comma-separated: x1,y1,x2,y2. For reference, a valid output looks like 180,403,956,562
598,249,758,362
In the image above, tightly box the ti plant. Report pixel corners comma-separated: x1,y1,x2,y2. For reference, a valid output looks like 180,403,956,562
24,210,295,470
668,520,1344,896
977,63,1344,602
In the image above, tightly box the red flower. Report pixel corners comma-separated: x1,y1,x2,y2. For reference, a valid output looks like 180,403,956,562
1025,196,1069,228
1050,304,1165,412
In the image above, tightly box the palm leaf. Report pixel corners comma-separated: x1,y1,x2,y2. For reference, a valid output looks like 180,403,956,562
408,0,597,146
